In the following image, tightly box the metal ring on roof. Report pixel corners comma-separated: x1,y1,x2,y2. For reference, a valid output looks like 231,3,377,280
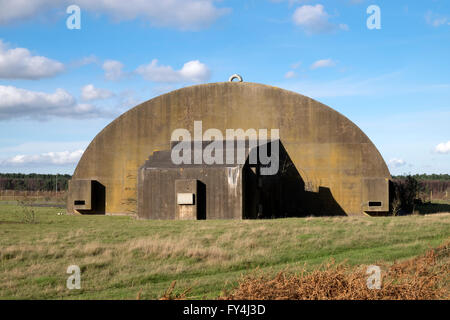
229,74,243,82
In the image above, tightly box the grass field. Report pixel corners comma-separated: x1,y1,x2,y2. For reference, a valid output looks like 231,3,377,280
0,203,449,299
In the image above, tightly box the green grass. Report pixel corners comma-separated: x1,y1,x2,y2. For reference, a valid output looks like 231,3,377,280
0,203,449,300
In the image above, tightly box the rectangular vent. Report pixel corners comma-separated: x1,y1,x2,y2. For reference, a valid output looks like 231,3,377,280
369,201,382,207
74,200,86,205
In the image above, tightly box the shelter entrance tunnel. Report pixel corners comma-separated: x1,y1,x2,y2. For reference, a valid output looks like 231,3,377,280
137,140,346,219
69,180,106,215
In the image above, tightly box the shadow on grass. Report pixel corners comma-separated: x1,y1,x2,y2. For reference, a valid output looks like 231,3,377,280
415,201,450,214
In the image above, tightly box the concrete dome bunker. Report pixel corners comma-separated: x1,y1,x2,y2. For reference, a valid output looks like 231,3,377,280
67,81,391,218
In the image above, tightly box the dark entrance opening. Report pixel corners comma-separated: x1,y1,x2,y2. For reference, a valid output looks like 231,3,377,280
197,181,206,220
243,141,346,218
78,181,106,215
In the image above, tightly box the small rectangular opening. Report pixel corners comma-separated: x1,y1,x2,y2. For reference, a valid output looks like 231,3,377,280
74,200,86,205
369,201,382,207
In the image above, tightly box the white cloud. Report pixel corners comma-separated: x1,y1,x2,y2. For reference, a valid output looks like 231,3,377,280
435,141,450,154
0,85,115,120
291,61,302,69
81,84,113,101
0,141,89,155
102,60,124,81
388,158,407,169
70,55,98,68
292,4,348,34
0,0,53,24
1,150,84,166
425,11,449,27
136,59,211,83
115,89,143,111
284,70,296,79
310,58,336,69
339,23,349,31
0,39,64,79
0,0,230,30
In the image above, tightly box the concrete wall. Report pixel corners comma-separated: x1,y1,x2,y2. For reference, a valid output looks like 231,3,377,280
68,82,391,216
137,166,243,219
68,180,106,214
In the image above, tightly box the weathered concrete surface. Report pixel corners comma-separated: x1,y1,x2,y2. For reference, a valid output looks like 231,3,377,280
137,140,347,219
68,179,105,214
68,82,391,216
136,145,248,220
138,165,241,220
174,180,198,220
69,179,92,211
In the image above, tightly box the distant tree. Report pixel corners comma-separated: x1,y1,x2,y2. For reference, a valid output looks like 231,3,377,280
392,175,425,214
0,173,72,191
393,174,450,181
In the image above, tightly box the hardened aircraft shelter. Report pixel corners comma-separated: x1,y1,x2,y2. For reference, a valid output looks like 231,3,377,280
67,80,391,219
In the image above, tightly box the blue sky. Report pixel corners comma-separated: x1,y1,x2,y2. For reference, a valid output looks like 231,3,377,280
0,0,449,175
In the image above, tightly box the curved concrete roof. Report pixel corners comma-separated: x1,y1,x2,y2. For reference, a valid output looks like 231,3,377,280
69,82,390,216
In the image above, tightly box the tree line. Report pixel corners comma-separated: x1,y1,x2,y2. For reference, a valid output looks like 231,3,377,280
0,173,72,191
0,172,447,194
392,174,450,181
391,175,449,215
